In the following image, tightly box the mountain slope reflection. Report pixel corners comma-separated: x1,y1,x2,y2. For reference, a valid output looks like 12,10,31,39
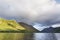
0,33,60,40
0,33,34,40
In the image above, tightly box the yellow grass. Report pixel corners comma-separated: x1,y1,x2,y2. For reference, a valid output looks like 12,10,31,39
0,18,26,31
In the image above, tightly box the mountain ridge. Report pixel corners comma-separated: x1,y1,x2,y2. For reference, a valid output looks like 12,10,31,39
0,18,39,32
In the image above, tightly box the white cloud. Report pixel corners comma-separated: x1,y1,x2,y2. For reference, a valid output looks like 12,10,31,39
0,0,60,25
52,24,60,28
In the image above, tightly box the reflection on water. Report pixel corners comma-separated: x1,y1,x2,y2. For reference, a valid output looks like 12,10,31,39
34,33,57,40
0,33,34,40
0,33,59,40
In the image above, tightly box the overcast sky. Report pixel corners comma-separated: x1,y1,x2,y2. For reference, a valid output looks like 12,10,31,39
0,0,60,26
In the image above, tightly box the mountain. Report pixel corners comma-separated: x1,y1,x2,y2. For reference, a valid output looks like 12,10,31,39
18,22,40,32
41,27,60,33
0,18,39,32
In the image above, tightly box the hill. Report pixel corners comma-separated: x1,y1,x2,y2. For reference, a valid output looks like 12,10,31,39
18,22,40,32
0,18,39,32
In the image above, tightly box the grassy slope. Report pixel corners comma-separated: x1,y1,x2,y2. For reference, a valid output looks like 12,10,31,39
0,18,39,32
0,18,25,31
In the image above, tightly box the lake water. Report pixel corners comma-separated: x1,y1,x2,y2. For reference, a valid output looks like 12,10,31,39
0,33,60,40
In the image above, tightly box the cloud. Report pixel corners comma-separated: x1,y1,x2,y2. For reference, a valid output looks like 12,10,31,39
0,0,60,25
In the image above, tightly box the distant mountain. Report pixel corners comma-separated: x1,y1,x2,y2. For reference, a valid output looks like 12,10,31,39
41,27,60,33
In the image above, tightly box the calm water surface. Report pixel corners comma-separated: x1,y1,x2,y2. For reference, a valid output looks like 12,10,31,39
0,33,60,40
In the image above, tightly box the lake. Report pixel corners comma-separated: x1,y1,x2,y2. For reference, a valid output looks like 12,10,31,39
0,33,59,40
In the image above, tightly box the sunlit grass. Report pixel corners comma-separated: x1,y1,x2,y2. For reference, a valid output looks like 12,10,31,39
0,18,26,31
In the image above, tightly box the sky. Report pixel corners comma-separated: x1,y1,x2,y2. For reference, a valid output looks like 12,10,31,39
56,0,60,3
0,0,60,27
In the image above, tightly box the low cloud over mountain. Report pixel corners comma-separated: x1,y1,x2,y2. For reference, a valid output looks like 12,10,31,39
0,0,60,26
